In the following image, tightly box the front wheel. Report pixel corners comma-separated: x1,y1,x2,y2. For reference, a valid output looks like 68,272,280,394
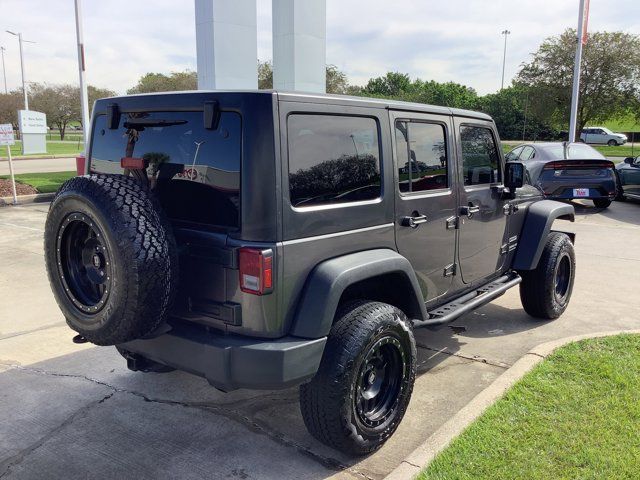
299,301,416,455
519,232,575,320
607,139,618,146
593,198,612,208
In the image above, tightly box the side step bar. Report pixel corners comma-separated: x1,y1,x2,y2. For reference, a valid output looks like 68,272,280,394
413,272,522,328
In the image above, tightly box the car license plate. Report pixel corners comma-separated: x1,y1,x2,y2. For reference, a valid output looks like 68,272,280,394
573,188,589,197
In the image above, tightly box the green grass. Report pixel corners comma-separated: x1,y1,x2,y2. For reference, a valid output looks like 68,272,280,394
1,141,83,158
601,113,640,133
419,334,640,480
0,171,75,193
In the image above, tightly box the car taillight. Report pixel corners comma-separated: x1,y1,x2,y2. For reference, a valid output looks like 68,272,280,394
543,160,614,170
239,248,273,295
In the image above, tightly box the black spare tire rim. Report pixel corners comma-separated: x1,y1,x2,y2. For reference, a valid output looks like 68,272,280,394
56,212,112,314
554,253,571,304
354,335,406,429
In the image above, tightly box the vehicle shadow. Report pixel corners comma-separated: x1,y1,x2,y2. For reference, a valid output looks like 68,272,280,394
0,302,546,479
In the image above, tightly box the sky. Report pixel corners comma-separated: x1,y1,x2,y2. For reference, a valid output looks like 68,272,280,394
0,0,638,96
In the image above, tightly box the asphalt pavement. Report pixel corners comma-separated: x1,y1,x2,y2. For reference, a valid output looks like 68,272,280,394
1,199,639,479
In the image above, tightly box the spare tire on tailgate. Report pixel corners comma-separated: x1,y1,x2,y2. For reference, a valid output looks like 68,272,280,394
44,174,179,346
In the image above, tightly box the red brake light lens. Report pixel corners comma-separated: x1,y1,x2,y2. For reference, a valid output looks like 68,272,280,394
121,157,145,169
239,248,273,295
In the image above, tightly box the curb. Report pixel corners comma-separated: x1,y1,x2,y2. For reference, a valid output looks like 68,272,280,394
0,193,54,207
385,329,640,480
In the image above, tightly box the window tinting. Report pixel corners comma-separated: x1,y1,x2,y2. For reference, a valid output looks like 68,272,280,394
505,146,523,162
460,126,500,185
395,121,448,193
90,111,241,227
287,114,381,207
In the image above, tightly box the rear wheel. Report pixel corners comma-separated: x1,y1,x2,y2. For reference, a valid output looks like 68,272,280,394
593,198,611,208
299,301,416,455
519,232,575,320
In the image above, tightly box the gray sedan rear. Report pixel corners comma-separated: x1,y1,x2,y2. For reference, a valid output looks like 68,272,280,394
506,142,617,208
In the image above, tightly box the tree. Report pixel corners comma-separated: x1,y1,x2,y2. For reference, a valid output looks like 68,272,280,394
0,90,23,129
361,72,479,110
258,60,273,90
127,71,197,94
479,86,558,141
30,83,79,140
517,29,640,136
256,61,351,94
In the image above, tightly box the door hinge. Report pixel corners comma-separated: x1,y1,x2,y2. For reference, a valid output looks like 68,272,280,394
503,203,519,216
445,216,459,230
444,263,457,277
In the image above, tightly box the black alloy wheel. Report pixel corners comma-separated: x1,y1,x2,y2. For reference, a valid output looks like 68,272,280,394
354,335,406,429
56,212,112,314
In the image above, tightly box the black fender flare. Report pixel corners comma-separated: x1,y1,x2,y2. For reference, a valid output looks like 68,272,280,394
513,200,575,271
290,249,427,339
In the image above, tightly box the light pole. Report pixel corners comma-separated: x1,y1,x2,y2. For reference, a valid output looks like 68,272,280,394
500,29,511,90
0,46,7,94
74,0,90,156
6,30,35,110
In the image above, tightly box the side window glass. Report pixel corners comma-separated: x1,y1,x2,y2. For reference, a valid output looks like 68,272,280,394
505,146,522,162
520,146,534,161
395,120,448,193
460,126,500,186
287,114,381,208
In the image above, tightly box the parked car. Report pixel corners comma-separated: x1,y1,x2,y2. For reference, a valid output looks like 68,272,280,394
506,142,617,208
580,127,627,146
44,91,576,455
616,156,640,201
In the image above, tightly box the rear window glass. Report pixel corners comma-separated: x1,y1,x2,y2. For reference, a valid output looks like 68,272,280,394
287,114,381,208
544,144,604,160
90,111,241,228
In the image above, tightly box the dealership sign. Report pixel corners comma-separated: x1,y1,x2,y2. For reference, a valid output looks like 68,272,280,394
18,110,47,134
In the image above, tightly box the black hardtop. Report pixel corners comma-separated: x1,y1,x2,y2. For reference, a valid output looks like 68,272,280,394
93,89,492,121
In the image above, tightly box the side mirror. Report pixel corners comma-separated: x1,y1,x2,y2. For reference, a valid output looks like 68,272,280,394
505,162,525,191
624,157,635,165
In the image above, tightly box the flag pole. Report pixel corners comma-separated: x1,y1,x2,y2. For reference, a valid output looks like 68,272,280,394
74,0,90,170
568,0,589,142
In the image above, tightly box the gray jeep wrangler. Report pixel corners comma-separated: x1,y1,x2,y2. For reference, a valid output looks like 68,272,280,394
44,91,576,455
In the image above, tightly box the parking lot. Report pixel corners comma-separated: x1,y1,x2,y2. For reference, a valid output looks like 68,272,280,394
1,199,639,480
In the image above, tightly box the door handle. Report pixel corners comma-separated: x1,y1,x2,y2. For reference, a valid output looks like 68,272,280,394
401,214,428,228
460,204,480,218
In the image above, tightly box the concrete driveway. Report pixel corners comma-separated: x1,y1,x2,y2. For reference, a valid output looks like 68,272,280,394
1,200,639,479
0,157,76,175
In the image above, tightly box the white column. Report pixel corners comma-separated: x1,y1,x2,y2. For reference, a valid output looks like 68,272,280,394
194,0,258,90
272,0,326,93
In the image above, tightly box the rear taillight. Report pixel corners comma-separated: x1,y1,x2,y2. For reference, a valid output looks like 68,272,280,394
239,248,273,295
543,160,614,170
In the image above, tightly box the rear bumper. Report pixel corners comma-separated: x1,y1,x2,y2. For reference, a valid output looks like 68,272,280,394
120,323,326,391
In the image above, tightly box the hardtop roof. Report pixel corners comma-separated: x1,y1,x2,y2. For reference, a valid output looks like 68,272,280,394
97,89,493,122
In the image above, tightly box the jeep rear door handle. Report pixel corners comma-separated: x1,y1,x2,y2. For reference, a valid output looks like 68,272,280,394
460,205,480,218
401,214,428,228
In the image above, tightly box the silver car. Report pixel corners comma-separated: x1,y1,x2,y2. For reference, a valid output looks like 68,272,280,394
580,127,627,146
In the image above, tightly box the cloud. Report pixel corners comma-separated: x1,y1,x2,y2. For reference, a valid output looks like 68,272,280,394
1,0,638,96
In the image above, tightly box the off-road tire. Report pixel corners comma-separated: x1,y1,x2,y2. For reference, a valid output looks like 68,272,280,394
44,174,179,345
593,198,612,208
299,301,416,455
519,232,575,320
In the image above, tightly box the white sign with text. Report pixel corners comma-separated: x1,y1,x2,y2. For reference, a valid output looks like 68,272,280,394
0,124,15,146
18,110,47,134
